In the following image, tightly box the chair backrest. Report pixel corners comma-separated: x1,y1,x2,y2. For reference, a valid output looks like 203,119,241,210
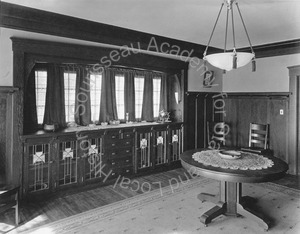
248,123,269,149
207,121,228,148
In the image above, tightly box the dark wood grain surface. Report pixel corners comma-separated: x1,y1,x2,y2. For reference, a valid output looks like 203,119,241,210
180,148,289,183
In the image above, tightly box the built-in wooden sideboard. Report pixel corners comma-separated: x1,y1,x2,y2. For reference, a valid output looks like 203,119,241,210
21,122,183,197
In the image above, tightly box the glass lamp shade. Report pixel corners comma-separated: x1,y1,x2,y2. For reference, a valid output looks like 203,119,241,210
204,52,254,71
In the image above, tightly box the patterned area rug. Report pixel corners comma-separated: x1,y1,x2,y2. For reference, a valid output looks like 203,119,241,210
11,177,300,234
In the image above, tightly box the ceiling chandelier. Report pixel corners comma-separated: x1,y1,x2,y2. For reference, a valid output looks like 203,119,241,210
203,0,256,72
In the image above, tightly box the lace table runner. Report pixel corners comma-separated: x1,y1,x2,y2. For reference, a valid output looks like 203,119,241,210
192,150,274,170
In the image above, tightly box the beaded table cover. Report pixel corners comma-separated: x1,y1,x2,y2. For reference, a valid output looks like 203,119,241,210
192,150,274,170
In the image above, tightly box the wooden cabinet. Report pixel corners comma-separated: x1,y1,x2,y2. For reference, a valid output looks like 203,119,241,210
168,123,184,163
134,123,184,173
134,126,154,172
104,129,134,178
78,131,106,184
23,136,54,194
22,123,183,197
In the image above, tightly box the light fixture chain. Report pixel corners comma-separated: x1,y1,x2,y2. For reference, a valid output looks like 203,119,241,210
231,3,236,50
203,3,224,57
224,8,229,52
235,2,255,55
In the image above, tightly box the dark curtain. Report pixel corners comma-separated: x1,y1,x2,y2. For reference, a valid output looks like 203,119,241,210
75,66,91,125
43,64,66,128
99,68,118,122
124,70,136,121
23,64,38,132
141,72,154,121
159,73,168,112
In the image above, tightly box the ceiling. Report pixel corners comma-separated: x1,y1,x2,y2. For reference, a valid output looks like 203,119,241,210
3,0,300,49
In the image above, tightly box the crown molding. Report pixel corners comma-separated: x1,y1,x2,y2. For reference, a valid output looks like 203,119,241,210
1,2,299,59
0,2,222,59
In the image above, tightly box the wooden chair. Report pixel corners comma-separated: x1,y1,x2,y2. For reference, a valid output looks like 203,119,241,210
248,123,269,149
207,121,228,148
0,186,20,225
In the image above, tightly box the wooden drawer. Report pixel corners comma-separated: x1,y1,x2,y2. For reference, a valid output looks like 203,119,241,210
123,131,134,139
110,166,133,178
106,147,133,158
110,156,132,168
106,138,133,148
106,131,120,140
105,130,134,141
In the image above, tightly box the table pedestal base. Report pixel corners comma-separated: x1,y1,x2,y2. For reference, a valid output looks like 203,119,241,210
198,181,270,231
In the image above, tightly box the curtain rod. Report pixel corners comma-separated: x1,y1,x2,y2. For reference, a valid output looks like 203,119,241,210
35,62,167,75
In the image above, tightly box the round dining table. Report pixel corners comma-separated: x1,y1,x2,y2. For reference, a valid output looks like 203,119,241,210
180,148,289,231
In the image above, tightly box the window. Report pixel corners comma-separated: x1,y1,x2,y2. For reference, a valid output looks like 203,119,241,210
90,73,102,123
34,65,167,126
153,77,161,118
35,70,47,124
115,75,125,120
134,76,144,119
64,72,76,123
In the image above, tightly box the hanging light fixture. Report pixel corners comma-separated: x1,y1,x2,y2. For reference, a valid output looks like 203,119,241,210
203,0,256,72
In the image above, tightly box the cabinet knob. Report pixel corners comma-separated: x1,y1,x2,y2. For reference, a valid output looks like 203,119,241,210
112,162,115,165
112,143,115,146
111,152,116,155
126,159,129,163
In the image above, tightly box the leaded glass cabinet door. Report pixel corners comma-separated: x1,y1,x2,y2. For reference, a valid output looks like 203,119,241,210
152,125,168,166
169,123,184,163
56,135,79,187
134,127,152,172
79,131,108,184
23,137,54,195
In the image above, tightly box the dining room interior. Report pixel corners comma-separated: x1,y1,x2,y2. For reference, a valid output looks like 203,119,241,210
0,0,300,233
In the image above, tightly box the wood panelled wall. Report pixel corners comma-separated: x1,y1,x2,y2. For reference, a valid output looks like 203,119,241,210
223,94,289,165
185,92,294,174
0,87,19,185
288,66,300,175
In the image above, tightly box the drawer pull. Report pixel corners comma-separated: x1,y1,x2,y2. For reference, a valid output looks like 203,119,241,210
112,162,115,165
126,141,130,145
126,159,130,163
112,143,116,146
111,152,116,156
126,150,130,153
126,169,130,173
112,136,116,139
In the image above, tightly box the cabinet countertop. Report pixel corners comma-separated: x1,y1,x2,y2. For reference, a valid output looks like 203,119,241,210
22,121,184,140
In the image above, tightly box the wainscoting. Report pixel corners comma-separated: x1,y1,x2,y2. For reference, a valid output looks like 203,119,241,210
223,93,289,165
184,92,297,175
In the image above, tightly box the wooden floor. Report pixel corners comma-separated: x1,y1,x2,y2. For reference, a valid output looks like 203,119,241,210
0,168,299,232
